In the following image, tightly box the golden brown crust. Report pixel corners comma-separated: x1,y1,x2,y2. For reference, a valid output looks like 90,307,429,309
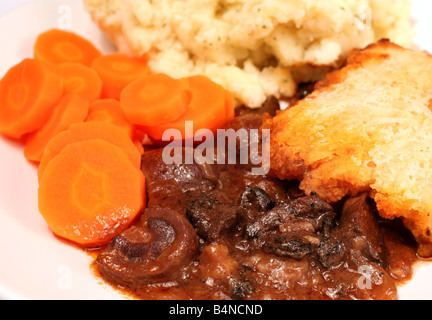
266,40,432,257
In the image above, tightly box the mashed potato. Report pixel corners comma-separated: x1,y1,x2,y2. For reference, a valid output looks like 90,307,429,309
84,0,414,108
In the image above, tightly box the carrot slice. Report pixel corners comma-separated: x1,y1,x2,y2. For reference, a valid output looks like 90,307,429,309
144,75,229,141
0,58,63,139
24,94,90,163
86,99,135,138
38,139,145,247
59,62,102,101
91,53,150,99
132,127,147,155
34,29,101,66
38,121,142,181
119,73,190,127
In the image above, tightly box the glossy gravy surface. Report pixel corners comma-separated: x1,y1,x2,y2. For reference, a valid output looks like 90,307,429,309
92,99,419,300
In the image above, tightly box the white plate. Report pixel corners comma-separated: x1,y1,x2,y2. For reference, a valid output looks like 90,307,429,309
1,0,432,300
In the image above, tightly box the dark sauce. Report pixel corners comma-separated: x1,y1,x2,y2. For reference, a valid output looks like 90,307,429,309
90,96,419,300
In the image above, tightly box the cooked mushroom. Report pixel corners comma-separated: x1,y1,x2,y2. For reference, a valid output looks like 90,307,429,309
97,208,198,284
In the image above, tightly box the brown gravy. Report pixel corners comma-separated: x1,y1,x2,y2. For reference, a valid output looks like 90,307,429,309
91,97,419,300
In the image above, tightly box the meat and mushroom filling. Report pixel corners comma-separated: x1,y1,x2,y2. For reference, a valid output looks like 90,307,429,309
95,97,419,300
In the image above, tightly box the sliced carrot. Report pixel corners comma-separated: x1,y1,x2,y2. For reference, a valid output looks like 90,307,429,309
143,75,229,141
59,62,102,101
24,94,90,163
34,29,101,66
85,99,135,138
0,58,63,139
119,73,190,127
91,53,151,99
38,138,145,247
38,121,142,181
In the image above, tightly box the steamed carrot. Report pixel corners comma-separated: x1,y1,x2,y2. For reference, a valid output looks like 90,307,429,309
120,73,190,127
85,99,135,138
0,58,63,139
34,29,101,66
144,75,232,141
91,53,151,99
24,94,90,163
38,138,145,247
38,121,142,181
59,62,102,101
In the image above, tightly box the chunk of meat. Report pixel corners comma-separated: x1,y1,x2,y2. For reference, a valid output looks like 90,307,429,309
317,193,387,269
141,148,217,212
237,187,337,259
316,193,395,299
237,186,275,222
186,192,237,242
262,236,313,260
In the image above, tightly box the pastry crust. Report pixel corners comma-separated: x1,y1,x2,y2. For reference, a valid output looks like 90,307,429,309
264,40,432,257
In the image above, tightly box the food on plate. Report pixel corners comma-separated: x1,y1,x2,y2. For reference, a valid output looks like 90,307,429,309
34,29,102,66
38,138,145,247
24,94,90,163
0,58,63,139
84,0,414,108
0,14,427,298
119,73,190,127
91,53,150,99
85,98,135,138
96,101,418,300
37,121,143,180
263,40,432,258
59,62,103,101
0,28,236,251
140,75,235,141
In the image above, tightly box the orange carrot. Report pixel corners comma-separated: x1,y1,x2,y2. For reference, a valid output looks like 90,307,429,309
120,73,190,127
85,99,135,138
59,62,102,101
38,138,145,247
91,53,151,99
34,29,101,66
143,75,230,141
38,121,142,181
134,138,145,156
24,94,90,163
0,58,63,139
